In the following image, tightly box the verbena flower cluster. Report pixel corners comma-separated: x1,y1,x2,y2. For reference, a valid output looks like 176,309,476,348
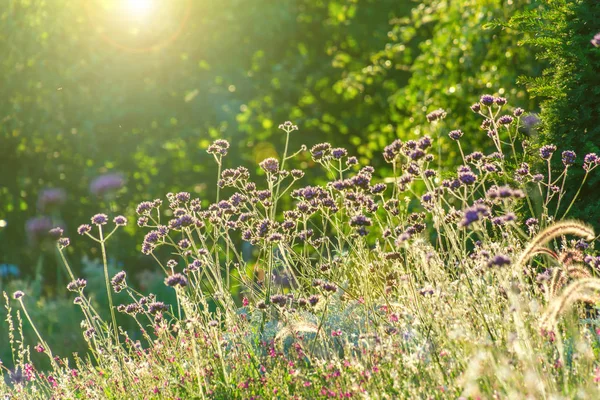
3,97,600,399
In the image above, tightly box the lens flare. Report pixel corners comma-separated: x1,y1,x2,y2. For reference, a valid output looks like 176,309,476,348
126,0,154,18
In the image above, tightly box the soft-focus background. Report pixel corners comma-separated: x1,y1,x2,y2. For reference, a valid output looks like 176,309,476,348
1,0,598,368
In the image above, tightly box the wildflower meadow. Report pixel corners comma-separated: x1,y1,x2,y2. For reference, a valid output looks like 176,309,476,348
2,1,600,399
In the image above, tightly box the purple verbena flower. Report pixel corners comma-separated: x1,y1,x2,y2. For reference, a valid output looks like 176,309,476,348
165,273,188,288
37,188,66,212
259,158,280,174
497,115,514,125
488,255,511,268
426,109,447,122
479,95,495,106
561,150,576,167
331,148,348,159
539,145,557,160
91,213,108,225
113,215,128,226
90,173,124,197
448,130,463,140
25,217,53,244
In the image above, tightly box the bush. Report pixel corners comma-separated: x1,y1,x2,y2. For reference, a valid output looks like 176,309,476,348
505,0,600,225
2,96,600,398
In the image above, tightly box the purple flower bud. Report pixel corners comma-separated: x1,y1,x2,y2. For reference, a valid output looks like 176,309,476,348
165,273,188,288
113,216,128,226
90,173,124,197
13,291,24,300
91,214,108,225
488,254,511,267
561,150,576,167
497,115,514,125
539,145,557,160
331,148,348,159
77,224,92,235
426,109,446,122
480,95,494,106
37,188,66,213
48,227,64,239
591,32,600,47
259,158,280,174
448,130,463,140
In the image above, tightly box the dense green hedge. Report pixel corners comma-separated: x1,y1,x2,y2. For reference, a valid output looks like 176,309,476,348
505,0,600,225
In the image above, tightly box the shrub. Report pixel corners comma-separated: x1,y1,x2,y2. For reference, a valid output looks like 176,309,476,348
504,0,600,225
2,97,600,398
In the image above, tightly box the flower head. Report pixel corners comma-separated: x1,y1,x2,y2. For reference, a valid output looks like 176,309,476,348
539,145,557,160
561,150,576,167
90,173,124,197
207,139,230,156
259,158,280,174
479,95,495,106
91,214,108,225
165,273,188,288
591,32,600,47
113,215,128,226
426,109,447,122
448,130,463,140
77,224,92,235
37,188,66,212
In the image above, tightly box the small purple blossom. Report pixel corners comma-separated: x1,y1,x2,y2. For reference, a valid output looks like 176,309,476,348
448,130,463,140
561,150,576,167
488,255,511,268
479,95,495,106
460,204,490,227
207,139,230,156
426,108,446,122
497,115,514,125
539,145,557,160
331,148,348,159
111,271,127,292
25,217,53,244
259,158,280,174
90,173,124,197
77,224,92,235
113,215,128,226
37,188,66,212
13,291,25,300
165,273,188,288
591,32,600,47
91,213,108,225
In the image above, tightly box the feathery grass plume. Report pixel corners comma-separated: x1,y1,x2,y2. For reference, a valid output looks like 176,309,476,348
530,246,559,261
546,265,592,300
566,264,592,280
547,268,568,300
515,221,594,269
541,278,600,331
274,321,319,345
